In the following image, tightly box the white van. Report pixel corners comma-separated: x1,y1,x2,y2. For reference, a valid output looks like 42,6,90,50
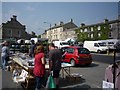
83,41,108,53
53,41,69,49
99,39,120,50
0,43,2,53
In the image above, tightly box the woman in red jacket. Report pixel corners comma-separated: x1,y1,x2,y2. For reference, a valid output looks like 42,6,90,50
33,45,45,90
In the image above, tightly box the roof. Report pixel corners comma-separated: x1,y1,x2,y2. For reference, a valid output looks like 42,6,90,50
47,20,78,30
2,16,25,29
63,22,78,29
80,19,119,28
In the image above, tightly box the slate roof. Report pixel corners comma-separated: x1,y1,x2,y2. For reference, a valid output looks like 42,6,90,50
80,19,119,28
2,17,25,29
47,21,78,30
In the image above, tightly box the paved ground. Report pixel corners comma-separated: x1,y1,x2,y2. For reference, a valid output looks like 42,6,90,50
1,67,88,89
1,61,109,90
0,52,118,90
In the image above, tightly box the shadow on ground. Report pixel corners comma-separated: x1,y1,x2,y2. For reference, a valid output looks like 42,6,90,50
2,69,93,89
75,63,99,68
60,77,85,87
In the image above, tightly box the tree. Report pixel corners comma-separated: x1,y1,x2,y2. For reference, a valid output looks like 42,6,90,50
31,31,37,38
37,35,41,38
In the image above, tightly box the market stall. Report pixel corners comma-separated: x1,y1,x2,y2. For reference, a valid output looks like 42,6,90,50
10,53,74,89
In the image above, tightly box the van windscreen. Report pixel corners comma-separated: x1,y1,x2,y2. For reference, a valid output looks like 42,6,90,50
98,42,106,46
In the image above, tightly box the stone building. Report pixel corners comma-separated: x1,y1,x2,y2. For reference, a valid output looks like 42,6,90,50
41,19,78,42
76,18,120,42
0,15,31,42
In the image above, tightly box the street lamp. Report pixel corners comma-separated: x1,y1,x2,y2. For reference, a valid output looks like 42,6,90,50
43,22,51,30
43,22,52,42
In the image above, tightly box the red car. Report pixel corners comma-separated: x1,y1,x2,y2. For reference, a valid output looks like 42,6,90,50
61,46,92,66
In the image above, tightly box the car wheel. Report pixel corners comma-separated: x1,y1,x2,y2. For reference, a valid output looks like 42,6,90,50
97,50,101,54
86,63,91,66
70,59,75,66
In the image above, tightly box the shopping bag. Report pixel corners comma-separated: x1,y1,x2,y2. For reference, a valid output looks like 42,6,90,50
45,74,56,89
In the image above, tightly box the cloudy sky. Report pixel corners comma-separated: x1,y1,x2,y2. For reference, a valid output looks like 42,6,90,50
1,2,119,35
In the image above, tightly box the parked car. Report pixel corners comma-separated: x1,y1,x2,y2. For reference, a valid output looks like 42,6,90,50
61,46,92,66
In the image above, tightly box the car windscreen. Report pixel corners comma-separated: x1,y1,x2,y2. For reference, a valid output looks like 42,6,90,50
78,48,90,54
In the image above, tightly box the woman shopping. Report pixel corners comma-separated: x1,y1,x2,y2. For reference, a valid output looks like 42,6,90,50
33,45,45,90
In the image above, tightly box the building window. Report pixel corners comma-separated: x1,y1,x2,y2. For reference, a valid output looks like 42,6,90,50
91,27,93,31
88,34,90,38
98,26,101,30
109,32,112,38
84,28,87,32
91,34,93,38
109,24,112,29
98,33,101,37
60,28,63,32
18,31,21,37
81,29,83,32
9,30,12,36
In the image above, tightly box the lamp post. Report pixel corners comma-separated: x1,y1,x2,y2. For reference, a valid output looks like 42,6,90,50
117,20,119,39
43,22,52,42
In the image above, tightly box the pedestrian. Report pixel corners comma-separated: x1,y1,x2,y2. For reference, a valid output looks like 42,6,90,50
1,41,10,70
33,45,46,90
29,40,36,58
48,43,62,89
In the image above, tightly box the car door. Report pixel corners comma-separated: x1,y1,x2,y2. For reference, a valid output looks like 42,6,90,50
65,48,75,62
61,47,68,62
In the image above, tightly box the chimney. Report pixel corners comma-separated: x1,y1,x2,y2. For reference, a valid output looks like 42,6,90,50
80,23,85,27
70,19,73,23
104,19,109,23
54,23,57,26
60,21,64,25
13,15,17,20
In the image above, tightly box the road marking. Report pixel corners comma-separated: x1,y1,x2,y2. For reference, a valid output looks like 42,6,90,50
61,83,86,88
92,61,109,65
91,83,101,88
61,82,101,88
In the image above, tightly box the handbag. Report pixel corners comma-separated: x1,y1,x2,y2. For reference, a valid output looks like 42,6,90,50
45,72,56,89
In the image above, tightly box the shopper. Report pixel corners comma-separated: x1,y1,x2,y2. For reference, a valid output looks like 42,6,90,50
29,40,36,58
1,41,10,70
48,43,62,89
33,45,46,90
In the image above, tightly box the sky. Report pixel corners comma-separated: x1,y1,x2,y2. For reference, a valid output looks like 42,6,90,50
1,2,119,35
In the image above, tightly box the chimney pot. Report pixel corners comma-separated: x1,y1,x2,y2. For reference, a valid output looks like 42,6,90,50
81,23,85,27
13,15,17,20
71,19,73,22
